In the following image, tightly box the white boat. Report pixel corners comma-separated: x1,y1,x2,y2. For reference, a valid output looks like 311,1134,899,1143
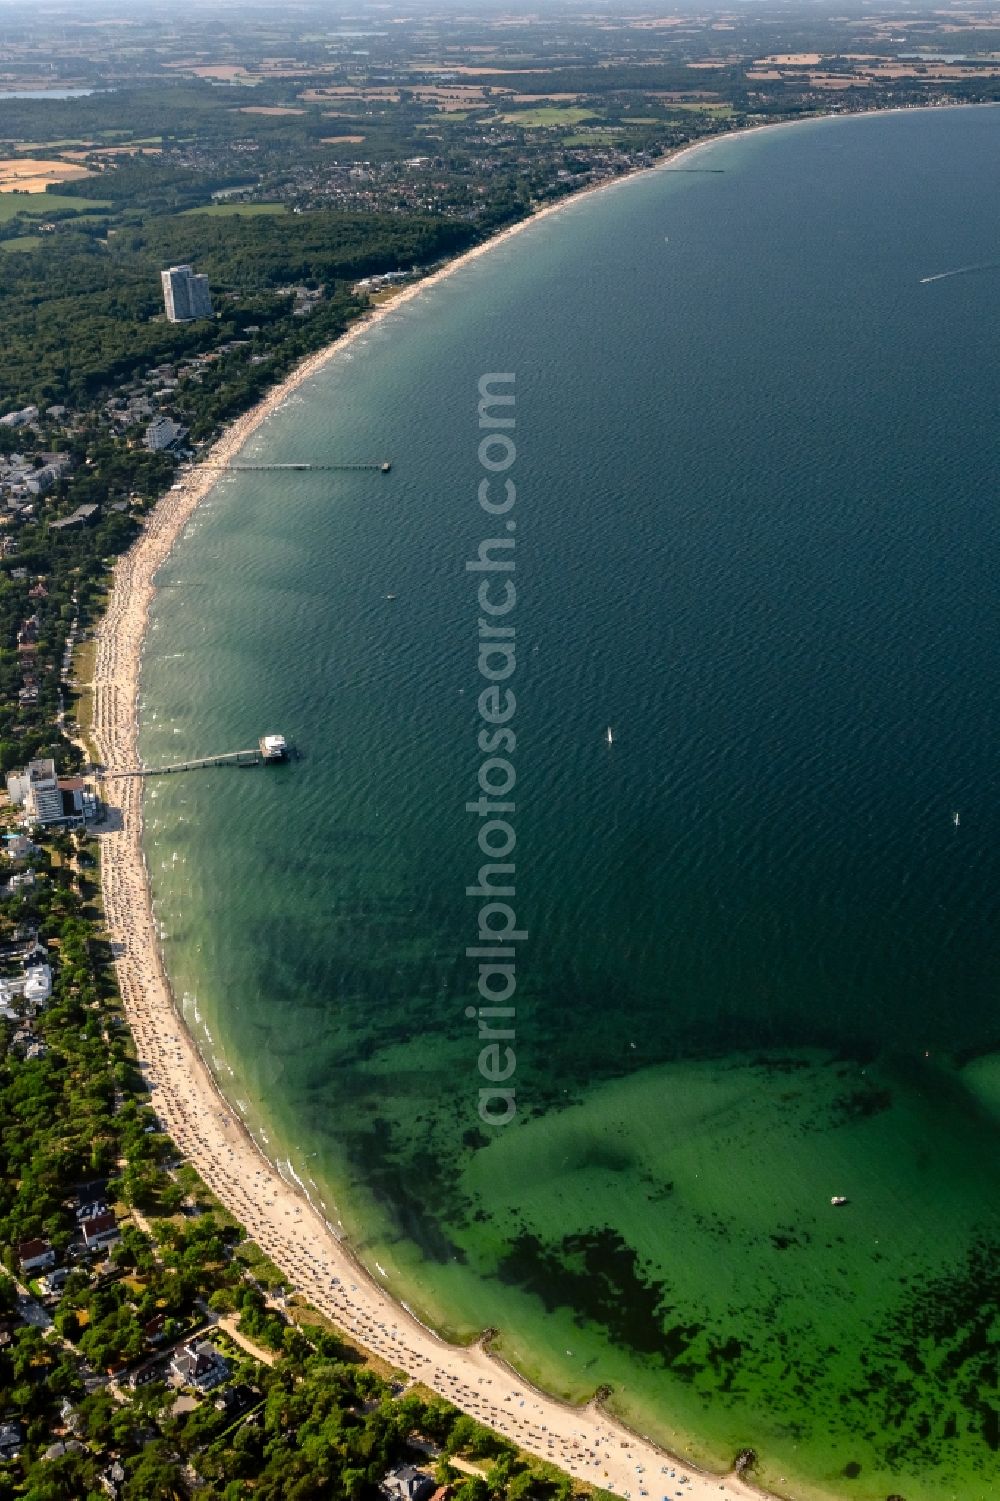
606,726,614,746
830,1195,849,1207
952,811,960,827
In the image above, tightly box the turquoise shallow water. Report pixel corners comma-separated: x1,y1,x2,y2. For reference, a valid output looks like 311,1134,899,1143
141,109,1000,1501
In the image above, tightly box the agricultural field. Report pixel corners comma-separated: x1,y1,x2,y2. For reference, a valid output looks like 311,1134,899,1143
181,201,288,216
562,130,631,146
0,191,112,221
9,138,98,150
0,234,42,252
670,102,735,115
0,156,94,191
500,106,600,127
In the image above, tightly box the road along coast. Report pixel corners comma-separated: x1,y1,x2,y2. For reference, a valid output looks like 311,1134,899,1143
90,124,841,1501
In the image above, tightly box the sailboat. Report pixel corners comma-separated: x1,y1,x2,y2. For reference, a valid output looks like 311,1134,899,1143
952,811,960,827
605,726,614,746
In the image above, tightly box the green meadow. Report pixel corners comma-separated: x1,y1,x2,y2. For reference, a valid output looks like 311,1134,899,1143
181,201,287,217
0,192,112,222
501,106,599,127
0,234,42,252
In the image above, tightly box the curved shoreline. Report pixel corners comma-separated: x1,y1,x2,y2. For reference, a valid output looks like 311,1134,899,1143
93,509,771,1501
92,106,969,1501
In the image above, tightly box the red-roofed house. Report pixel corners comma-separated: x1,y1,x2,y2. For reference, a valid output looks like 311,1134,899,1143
81,1211,119,1251
18,1237,56,1273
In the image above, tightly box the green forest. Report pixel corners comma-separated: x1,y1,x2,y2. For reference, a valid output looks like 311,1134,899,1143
0,212,474,409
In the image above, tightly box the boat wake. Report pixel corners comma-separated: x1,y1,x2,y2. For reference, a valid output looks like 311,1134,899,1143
919,261,1000,285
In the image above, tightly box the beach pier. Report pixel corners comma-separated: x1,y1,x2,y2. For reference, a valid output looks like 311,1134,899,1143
195,460,391,474
98,735,294,780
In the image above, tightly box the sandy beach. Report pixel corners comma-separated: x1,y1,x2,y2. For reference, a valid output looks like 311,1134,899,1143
87,128,829,1501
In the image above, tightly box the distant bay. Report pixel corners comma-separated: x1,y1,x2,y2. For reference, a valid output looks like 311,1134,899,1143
141,106,1000,1501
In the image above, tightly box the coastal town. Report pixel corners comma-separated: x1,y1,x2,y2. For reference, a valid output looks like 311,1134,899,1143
2,0,1000,1497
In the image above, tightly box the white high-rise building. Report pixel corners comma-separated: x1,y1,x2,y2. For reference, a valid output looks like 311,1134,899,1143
144,415,187,451
6,758,64,826
161,264,213,323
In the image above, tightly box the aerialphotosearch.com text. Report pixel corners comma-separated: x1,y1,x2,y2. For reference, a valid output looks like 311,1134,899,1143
466,372,522,1127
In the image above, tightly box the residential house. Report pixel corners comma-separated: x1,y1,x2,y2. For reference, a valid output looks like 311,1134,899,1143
59,1397,81,1433
18,1236,56,1274
100,1460,126,1498
381,1465,437,1501
125,1356,169,1390
25,456,69,496
23,964,52,1005
0,932,44,962
10,1026,36,1057
81,1210,120,1252
213,1382,255,1418
15,1033,47,1061
0,405,38,428
73,1182,109,1220
43,1439,86,1461
0,962,48,1017
143,1313,167,1345
4,835,37,860
0,1420,23,1460
170,1339,230,1392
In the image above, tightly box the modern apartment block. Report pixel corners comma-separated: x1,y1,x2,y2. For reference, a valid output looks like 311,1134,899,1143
161,264,213,323
6,759,93,827
144,415,187,451
7,759,65,826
